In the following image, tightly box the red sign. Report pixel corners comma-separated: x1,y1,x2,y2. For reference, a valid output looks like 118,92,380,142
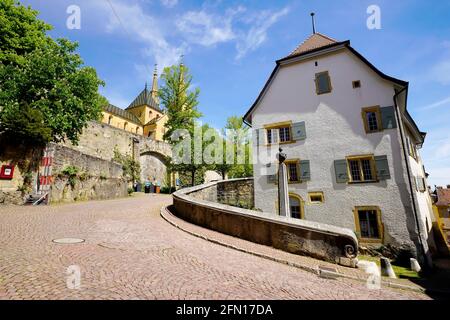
0,165,15,180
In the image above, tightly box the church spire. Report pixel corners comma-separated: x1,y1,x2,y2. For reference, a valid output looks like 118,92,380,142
150,64,158,103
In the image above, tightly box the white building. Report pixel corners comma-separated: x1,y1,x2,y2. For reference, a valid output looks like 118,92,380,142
243,32,435,265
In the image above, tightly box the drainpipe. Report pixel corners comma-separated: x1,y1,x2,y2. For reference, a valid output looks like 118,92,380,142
393,85,430,269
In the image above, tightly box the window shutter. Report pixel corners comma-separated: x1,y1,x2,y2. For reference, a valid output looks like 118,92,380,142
271,129,279,144
380,106,397,129
299,160,311,181
418,177,426,192
374,155,391,180
334,159,349,183
267,174,277,184
292,122,306,141
413,177,419,192
256,128,265,146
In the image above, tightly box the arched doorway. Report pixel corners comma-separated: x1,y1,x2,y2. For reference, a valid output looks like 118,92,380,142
289,193,304,219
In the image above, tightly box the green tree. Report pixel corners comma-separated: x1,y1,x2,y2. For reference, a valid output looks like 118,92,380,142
158,63,202,141
170,122,214,186
159,63,206,186
222,116,253,179
0,0,106,148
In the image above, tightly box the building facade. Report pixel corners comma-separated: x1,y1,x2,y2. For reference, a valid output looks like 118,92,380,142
243,33,435,264
101,67,168,141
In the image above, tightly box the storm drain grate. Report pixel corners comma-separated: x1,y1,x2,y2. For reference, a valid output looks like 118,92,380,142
52,238,85,244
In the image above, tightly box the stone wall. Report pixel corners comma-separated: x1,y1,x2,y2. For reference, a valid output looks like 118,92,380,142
191,178,254,209
61,121,140,161
173,179,358,267
50,143,127,203
51,176,127,204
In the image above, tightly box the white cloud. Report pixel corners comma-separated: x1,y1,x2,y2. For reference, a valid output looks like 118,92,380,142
95,0,184,71
429,59,450,85
176,8,244,47
421,96,450,110
160,0,178,8
235,7,290,59
176,6,289,59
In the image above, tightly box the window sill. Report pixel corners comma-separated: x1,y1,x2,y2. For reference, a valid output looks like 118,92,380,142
348,180,379,184
265,141,295,146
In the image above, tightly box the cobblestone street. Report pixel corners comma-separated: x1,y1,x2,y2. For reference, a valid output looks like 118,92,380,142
0,195,430,300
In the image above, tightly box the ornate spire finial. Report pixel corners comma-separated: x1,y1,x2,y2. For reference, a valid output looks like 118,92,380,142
151,63,159,102
311,12,316,34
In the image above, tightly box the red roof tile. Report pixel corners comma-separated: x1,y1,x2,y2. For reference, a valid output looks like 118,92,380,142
287,33,338,57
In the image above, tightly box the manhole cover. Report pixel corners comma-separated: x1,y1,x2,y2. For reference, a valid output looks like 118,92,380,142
52,238,85,244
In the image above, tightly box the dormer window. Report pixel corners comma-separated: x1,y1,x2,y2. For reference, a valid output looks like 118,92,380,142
315,71,332,95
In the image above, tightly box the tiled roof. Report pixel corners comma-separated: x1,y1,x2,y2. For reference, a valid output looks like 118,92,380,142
436,188,450,206
286,33,338,58
126,86,162,112
103,104,142,125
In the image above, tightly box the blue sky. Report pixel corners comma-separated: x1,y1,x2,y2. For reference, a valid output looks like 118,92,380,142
21,0,450,187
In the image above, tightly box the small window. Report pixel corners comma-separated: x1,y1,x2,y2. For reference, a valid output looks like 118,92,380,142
289,195,303,219
108,115,113,125
347,156,376,183
315,71,332,95
265,123,292,145
308,192,324,204
362,106,382,133
352,80,361,88
355,207,382,241
279,127,291,143
124,122,128,130
285,160,300,183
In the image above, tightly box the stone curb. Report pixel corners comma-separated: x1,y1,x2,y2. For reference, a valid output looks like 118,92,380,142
160,206,429,294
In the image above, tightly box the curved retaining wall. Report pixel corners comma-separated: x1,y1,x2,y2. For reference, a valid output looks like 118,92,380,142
173,178,359,267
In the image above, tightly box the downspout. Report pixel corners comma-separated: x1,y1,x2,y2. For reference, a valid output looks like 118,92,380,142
393,85,428,267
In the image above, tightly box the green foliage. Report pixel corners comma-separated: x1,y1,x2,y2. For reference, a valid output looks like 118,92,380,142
127,187,134,195
160,63,206,186
159,63,202,142
0,0,106,147
61,165,79,188
216,116,253,179
113,147,141,183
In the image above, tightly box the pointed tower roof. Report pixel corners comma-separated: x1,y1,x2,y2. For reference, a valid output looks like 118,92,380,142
150,64,159,103
286,33,338,58
126,84,162,112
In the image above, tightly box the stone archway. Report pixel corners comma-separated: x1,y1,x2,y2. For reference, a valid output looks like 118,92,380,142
138,139,173,187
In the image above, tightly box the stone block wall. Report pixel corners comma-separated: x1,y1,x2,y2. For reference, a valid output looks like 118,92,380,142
61,121,140,161
50,143,127,204
190,178,254,209
173,178,359,267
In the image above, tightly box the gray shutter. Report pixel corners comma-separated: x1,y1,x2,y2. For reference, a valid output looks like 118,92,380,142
256,128,265,146
419,177,426,192
300,160,311,181
292,122,306,141
413,177,419,192
267,174,277,184
334,159,349,183
381,106,397,129
374,155,391,180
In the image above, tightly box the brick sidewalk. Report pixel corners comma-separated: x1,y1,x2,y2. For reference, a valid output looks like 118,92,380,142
0,195,429,300
161,205,428,293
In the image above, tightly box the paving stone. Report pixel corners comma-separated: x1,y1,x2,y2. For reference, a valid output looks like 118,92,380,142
0,195,429,300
